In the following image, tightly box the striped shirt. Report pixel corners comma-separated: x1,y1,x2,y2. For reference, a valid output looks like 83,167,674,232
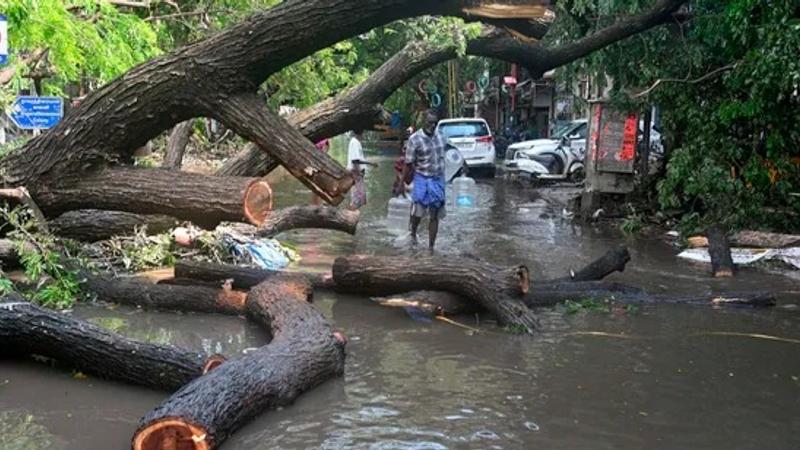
405,129,447,177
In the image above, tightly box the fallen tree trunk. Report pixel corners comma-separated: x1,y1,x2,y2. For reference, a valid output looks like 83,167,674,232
258,206,359,237
49,210,178,242
133,275,346,450
0,293,225,390
173,260,282,290
370,282,644,316
557,245,631,282
81,274,248,315
33,168,273,229
219,0,687,177
332,255,539,333
707,225,735,277
171,260,333,291
525,290,776,308
162,120,194,170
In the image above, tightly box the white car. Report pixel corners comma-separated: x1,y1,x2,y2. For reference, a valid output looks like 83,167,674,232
436,118,496,176
507,119,589,161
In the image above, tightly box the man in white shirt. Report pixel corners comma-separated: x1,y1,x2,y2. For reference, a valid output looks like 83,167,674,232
346,130,376,210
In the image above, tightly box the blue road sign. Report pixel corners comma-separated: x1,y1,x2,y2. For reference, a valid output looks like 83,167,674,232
10,96,63,130
0,15,8,65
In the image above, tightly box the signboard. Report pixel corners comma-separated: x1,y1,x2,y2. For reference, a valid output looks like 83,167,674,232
9,96,64,129
589,102,638,174
0,15,7,65
503,76,517,85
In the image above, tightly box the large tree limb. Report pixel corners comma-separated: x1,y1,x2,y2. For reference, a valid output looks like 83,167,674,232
219,0,687,177
206,93,354,204
0,293,224,391
133,275,346,450
0,0,549,199
257,206,359,237
332,255,539,333
32,168,273,229
48,210,179,242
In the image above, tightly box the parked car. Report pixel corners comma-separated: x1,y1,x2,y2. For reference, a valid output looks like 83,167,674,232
506,119,589,161
436,118,496,176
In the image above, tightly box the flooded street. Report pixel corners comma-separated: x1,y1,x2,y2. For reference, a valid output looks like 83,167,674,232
2,144,799,449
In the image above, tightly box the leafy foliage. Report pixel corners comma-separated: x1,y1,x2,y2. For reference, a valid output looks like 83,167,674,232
1,0,161,106
555,0,800,233
0,205,81,309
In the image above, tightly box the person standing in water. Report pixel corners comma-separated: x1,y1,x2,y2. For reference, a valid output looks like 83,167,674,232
401,110,448,250
347,129,377,210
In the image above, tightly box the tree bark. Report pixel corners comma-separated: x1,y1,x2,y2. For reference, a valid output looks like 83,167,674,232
171,260,333,291
258,206,359,237
80,273,248,315
0,293,225,391
162,120,194,170
0,0,549,202
332,255,539,333
173,260,283,290
49,210,178,242
0,239,34,268
32,168,273,229
707,225,735,277
132,275,346,450
218,0,686,177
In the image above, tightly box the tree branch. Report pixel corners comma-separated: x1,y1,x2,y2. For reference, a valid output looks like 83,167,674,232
632,63,737,98
207,92,354,205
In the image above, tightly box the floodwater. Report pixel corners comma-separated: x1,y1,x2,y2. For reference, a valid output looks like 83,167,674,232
2,141,799,449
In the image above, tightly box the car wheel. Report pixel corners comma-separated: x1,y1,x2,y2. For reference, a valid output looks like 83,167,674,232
568,164,585,183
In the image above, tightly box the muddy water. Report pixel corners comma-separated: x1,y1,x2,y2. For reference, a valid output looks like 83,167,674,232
2,142,800,449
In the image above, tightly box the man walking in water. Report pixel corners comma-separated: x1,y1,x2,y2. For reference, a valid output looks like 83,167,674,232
401,110,448,250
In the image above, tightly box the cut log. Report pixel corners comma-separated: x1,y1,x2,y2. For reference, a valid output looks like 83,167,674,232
0,293,225,391
707,225,735,277
49,210,179,242
80,274,248,315
332,255,538,333
172,260,333,290
174,260,281,290
163,120,194,170
133,275,346,450
559,245,630,281
524,290,776,308
32,168,273,229
258,206,359,237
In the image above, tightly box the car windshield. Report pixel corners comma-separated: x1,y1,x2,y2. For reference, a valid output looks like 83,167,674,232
438,122,490,138
553,121,583,139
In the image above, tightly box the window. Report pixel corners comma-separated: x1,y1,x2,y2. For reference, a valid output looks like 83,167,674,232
438,122,490,138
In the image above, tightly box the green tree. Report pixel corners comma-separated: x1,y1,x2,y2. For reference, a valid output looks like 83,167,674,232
556,0,800,233
1,0,161,106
